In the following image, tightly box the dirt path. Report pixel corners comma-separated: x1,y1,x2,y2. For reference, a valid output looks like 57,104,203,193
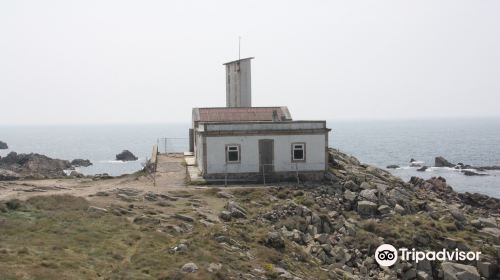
0,154,190,202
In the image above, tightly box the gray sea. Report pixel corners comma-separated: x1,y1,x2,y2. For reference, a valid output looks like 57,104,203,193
1,118,499,198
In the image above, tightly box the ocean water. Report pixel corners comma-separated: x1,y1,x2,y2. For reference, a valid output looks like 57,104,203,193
1,118,499,198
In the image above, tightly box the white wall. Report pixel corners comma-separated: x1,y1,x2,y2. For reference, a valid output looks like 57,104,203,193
205,134,326,174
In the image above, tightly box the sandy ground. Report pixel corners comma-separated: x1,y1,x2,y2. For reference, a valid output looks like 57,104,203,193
0,154,188,202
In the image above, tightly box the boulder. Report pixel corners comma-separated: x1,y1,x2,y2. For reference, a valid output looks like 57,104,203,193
226,201,248,219
441,262,479,280
359,189,378,203
0,152,71,178
115,150,138,161
219,211,232,221
207,263,222,273
461,170,487,176
378,205,391,215
417,166,428,172
0,141,7,149
357,201,377,217
344,180,360,192
71,159,92,167
450,208,466,222
343,190,357,202
69,171,84,178
477,261,495,278
0,169,20,181
181,262,199,273
394,204,405,215
435,156,454,168
263,231,285,251
386,165,399,169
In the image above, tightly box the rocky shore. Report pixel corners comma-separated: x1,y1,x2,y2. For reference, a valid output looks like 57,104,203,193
0,149,498,279
242,149,500,279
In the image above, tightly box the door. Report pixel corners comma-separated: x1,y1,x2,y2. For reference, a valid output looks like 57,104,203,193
259,139,274,173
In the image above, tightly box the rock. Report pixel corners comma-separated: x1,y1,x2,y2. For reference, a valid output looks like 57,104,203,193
417,166,428,172
216,191,234,199
115,150,138,161
458,192,500,210
480,227,500,245
360,182,373,190
344,180,360,192
0,152,71,178
386,165,399,169
343,190,357,202
441,262,479,280
133,215,160,225
461,170,487,176
394,204,405,215
181,262,198,273
0,141,8,149
435,156,454,168
477,261,495,278
263,231,285,251
219,211,232,221
207,263,222,273
174,214,195,223
357,201,377,217
378,205,391,215
402,268,417,280
87,206,108,213
359,189,378,203
417,271,431,280
0,169,20,181
69,171,84,178
70,159,92,167
226,201,248,219
450,208,466,222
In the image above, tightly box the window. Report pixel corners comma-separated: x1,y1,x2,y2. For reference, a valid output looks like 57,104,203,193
292,143,305,161
226,145,240,163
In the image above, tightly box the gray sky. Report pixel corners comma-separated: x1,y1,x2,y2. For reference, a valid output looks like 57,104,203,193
1,0,499,125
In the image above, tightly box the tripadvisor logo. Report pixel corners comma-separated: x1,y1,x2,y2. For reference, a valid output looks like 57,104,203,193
374,244,481,267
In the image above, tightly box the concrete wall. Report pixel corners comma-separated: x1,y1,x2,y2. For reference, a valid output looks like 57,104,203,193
195,133,204,172
204,134,326,174
226,59,251,107
205,121,326,132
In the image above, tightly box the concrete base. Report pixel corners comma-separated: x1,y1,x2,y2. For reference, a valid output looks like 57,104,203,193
203,171,325,183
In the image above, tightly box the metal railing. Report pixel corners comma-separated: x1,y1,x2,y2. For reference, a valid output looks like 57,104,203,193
156,137,189,154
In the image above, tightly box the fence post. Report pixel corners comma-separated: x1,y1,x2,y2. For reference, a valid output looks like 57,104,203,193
262,164,266,186
224,164,228,187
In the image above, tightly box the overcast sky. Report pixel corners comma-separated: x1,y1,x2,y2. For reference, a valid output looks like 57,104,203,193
0,1,499,125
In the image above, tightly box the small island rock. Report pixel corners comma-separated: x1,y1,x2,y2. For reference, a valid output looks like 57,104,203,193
71,159,92,167
116,150,138,161
0,141,8,149
435,156,454,167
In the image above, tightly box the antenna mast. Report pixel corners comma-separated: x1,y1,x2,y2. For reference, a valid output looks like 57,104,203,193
238,36,241,60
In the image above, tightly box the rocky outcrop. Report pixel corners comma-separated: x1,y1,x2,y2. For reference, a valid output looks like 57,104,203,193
71,159,92,167
0,169,20,181
115,150,138,161
435,156,454,167
386,164,399,169
0,141,8,149
0,152,71,179
247,149,500,279
441,262,480,280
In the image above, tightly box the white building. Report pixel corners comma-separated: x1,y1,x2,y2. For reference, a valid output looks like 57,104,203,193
190,57,330,181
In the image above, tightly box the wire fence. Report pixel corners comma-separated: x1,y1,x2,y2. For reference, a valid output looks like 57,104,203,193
157,137,189,154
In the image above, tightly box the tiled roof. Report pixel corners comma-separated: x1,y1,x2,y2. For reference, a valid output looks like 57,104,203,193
193,107,292,122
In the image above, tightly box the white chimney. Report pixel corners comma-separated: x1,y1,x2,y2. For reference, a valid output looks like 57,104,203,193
224,57,253,107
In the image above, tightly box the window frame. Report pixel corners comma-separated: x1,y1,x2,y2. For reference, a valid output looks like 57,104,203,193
225,144,241,164
291,142,306,162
